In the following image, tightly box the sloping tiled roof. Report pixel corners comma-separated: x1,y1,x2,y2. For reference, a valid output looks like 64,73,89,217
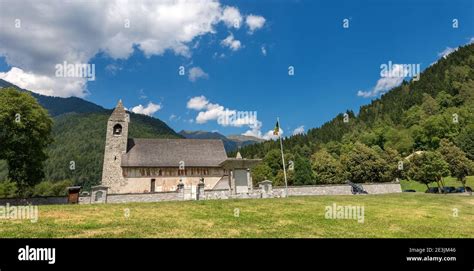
121,138,228,167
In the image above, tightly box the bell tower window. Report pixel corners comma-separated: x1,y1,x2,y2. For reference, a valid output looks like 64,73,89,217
113,124,122,136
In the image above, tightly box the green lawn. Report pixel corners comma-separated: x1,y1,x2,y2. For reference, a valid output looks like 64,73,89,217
0,193,472,238
400,176,474,192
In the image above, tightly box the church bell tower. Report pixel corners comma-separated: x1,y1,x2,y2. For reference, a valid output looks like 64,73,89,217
101,100,129,193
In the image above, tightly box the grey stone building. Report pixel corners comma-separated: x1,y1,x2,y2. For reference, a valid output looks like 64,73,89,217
101,100,261,194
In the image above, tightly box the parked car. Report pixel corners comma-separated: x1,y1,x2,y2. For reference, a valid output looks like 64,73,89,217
403,189,416,192
425,187,439,193
456,186,473,193
441,186,456,193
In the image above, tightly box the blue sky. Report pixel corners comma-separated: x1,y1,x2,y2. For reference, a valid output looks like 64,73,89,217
0,0,473,138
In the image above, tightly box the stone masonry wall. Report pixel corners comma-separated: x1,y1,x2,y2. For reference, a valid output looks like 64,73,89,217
0,196,67,206
0,183,402,206
361,183,402,194
105,191,182,204
273,184,354,196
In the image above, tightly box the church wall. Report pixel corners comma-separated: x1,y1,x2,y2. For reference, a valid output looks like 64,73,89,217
114,176,223,194
122,167,225,178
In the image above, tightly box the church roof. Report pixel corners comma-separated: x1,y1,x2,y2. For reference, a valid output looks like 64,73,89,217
121,138,228,167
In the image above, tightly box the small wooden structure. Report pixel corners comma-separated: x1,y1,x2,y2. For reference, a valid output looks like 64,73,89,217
66,186,82,204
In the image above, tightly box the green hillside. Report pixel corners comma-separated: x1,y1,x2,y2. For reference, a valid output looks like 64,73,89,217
238,43,474,186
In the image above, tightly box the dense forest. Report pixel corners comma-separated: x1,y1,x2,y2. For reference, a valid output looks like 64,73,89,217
237,43,474,187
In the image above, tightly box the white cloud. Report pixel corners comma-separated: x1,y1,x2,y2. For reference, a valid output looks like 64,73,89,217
357,64,407,98
242,121,283,140
221,33,242,51
188,66,209,82
187,95,259,128
221,6,242,28
438,47,457,59
130,102,162,116
0,0,265,97
186,95,209,110
169,114,181,121
292,125,305,135
0,67,88,97
186,96,283,140
245,15,266,32
195,103,226,124
261,45,267,56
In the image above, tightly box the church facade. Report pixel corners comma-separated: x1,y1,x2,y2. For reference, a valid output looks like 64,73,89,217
101,100,260,194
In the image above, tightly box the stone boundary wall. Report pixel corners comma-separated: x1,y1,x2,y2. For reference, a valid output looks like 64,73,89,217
0,196,67,206
0,182,402,205
107,191,182,204
272,182,402,196
274,184,353,196
361,183,402,194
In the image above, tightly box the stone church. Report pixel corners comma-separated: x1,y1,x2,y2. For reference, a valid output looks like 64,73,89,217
101,100,260,194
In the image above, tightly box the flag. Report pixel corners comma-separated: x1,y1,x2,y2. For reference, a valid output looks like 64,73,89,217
273,120,280,135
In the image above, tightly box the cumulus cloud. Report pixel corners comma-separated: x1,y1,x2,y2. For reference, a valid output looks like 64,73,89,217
221,6,242,28
186,95,261,130
0,0,265,97
292,125,305,135
186,96,283,140
242,121,283,140
221,33,242,51
357,64,407,98
245,15,266,32
0,67,87,97
186,95,209,110
188,66,209,82
261,45,267,56
130,102,162,116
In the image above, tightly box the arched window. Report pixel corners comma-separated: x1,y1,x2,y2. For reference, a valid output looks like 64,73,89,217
113,124,122,135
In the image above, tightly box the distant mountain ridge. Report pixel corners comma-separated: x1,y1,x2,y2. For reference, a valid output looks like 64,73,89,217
0,79,107,116
179,130,264,152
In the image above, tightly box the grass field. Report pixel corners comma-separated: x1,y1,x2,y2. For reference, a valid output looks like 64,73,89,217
0,193,472,238
400,176,474,192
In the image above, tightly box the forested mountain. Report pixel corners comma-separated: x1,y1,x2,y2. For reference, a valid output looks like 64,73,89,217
0,79,107,116
239,43,474,186
179,130,263,152
0,82,181,189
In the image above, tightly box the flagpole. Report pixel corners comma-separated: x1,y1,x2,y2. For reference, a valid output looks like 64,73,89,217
277,117,288,196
